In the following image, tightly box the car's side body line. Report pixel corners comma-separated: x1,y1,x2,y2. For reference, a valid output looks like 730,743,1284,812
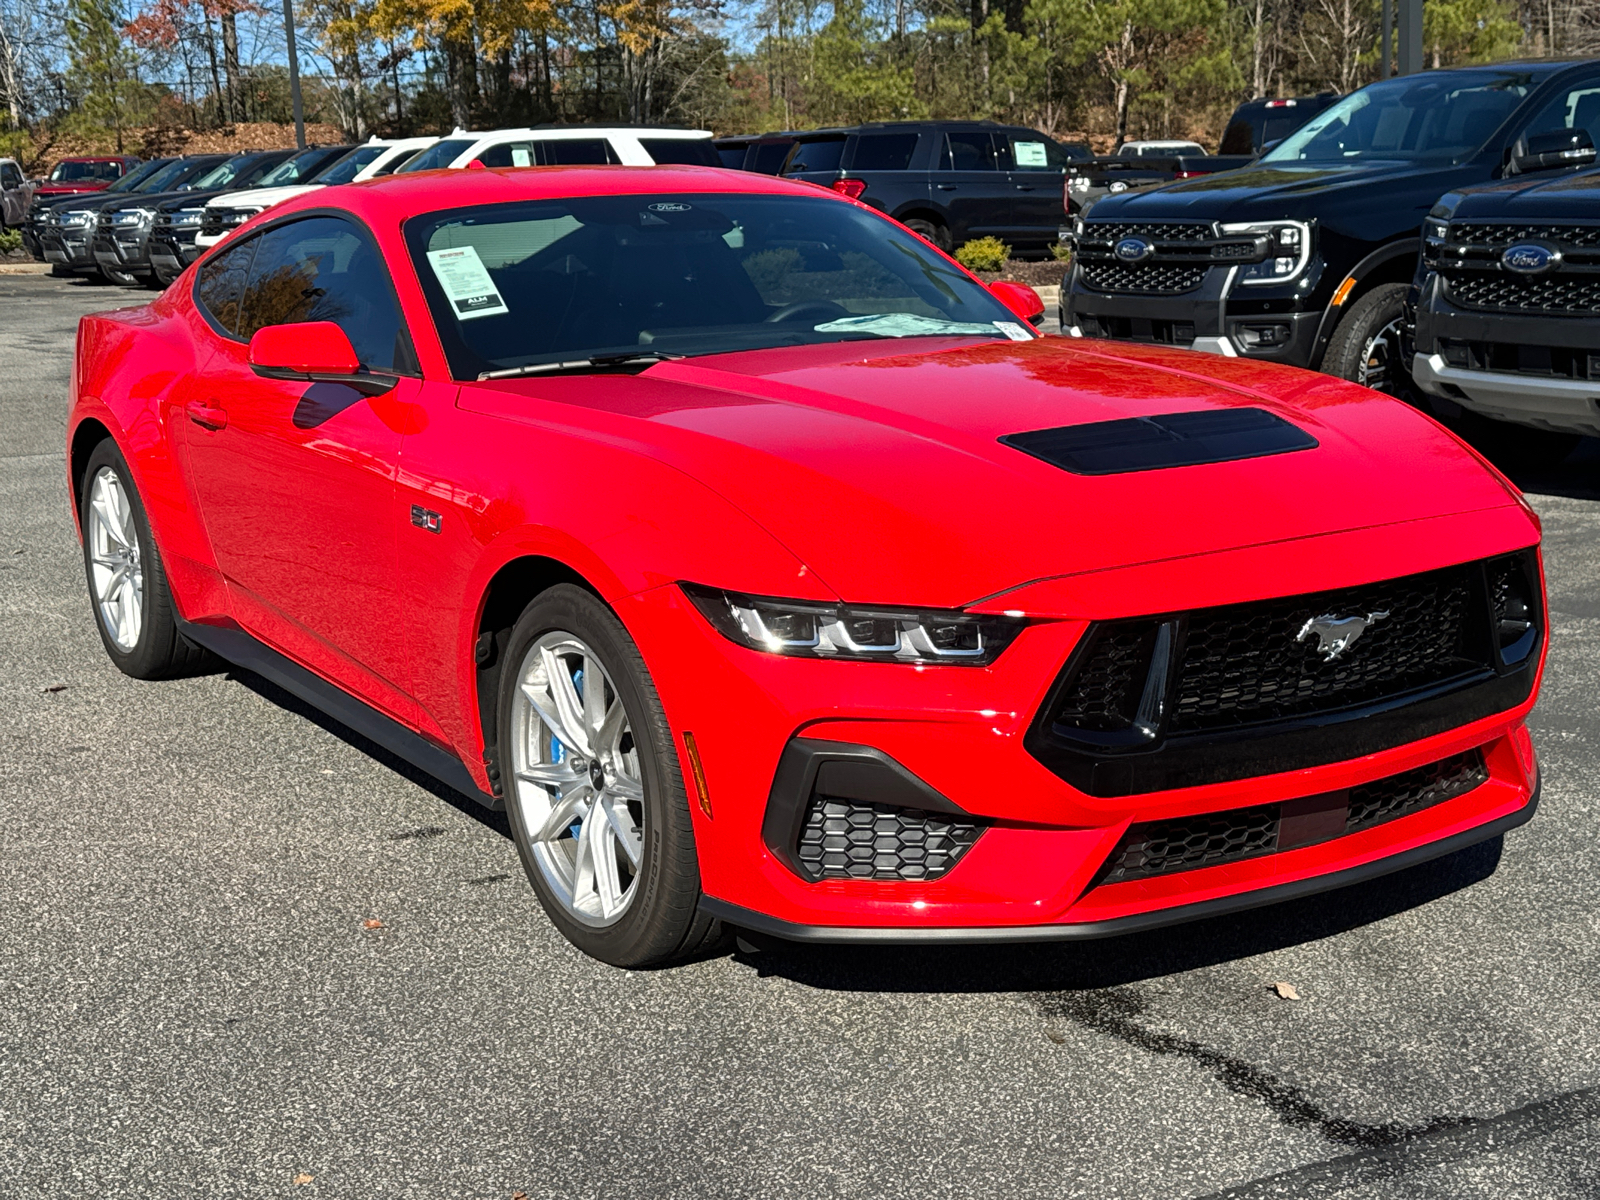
700,781,1538,944
177,616,503,811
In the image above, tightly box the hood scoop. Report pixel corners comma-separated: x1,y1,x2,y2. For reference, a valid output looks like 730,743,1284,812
1000,407,1318,476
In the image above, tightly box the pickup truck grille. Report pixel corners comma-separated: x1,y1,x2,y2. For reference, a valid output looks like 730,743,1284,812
1440,220,1600,314
1084,221,1214,242
1080,260,1209,294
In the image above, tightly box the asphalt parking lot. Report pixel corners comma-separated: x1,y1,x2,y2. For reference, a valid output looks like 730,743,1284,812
3,272,1599,1199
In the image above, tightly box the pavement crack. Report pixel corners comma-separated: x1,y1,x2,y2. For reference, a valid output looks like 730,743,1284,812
1037,988,1471,1150
389,825,448,841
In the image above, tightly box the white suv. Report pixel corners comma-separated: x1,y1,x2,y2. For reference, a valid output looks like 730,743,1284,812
192,136,440,250
394,126,718,173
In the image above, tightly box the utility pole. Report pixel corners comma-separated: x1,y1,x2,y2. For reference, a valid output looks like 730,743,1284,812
1381,0,1392,78
1396,0,1423,75
283,0,306,147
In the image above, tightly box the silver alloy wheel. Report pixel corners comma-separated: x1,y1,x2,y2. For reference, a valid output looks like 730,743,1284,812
509,632,645,927
86,466,143,651
1357,316,1405,394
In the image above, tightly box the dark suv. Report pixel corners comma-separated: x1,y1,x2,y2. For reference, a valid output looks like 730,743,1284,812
1062,61,1600,395
780,120,1087,254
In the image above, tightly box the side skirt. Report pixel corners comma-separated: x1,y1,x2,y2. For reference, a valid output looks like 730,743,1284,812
178,618,501,811
700,783,1539,944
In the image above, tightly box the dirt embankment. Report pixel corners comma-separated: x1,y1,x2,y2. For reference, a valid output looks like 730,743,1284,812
19,122,348,175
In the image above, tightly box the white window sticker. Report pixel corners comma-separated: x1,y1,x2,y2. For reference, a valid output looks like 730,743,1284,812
426,246,510,321
994,321,1034,340
511,146,531,168
1013,140,1049,167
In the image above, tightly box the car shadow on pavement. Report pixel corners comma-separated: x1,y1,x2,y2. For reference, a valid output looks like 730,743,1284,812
1456,429,1600,502
732,837,1505,994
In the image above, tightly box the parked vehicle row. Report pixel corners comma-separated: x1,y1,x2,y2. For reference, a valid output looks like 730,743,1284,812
1059,59,1600,457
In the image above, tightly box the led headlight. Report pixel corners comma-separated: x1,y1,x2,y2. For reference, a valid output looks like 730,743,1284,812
1221,219,1313,286
171,207,207,227
61,209,95,228
682,584,1024,666
1422,196,1460,268
111,207,153,228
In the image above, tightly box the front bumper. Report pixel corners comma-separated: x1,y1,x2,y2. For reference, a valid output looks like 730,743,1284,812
1414,354,1600,437
1062,262,1322,366
92,229,152,275
616,532,1544,938
40,226,98,270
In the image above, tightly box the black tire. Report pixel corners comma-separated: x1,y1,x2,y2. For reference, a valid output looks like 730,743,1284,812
100,266,142,287
904,217,952,253
78,440,218,680
1322,282,1418,401
496,584,720,967
1455,412,1582,470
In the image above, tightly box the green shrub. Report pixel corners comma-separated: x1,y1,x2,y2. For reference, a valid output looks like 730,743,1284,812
955,236,1010,273
1049,242,1072,262
0,227,22,255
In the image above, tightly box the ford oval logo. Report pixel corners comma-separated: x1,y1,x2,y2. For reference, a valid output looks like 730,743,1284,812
1114,236,1154,263
1502,242,1557,274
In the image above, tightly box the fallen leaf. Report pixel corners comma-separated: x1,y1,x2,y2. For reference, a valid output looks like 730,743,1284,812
362,918,383,930
293,1174,314,1186
1043,1028,1068,1044
1272,981,1302,1001
42,683,66,693
512,1193,529,1200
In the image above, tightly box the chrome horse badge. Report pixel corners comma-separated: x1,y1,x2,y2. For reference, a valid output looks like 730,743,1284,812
1297,610,1390,662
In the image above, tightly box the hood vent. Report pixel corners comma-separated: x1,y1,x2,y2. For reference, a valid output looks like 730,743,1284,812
1000,407,1317,475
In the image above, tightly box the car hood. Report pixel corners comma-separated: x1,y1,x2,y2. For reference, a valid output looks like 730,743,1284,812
477,337,1524,609
1448,166,1600,220
207,183,320,211
36,182,111,196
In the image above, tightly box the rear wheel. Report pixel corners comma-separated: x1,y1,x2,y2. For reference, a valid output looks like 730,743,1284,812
1323,282,1416,401
497,585,720,967
78,440,216,679
904,217,952,253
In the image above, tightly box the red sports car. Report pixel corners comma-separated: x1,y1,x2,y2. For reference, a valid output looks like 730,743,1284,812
68,166,1546,966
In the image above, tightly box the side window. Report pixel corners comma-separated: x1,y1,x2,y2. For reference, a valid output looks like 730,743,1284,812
782,138,846,175
943,133,999,171
478,142,534,168
534,139,618,165
235,216,413,373
1218,120,1256,155
850,134,920,171
1008,135,1069,171
195,237,259,336
1519,78,1600,148
372,148,423,176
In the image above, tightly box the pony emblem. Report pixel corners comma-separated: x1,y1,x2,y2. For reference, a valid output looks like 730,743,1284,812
1296,610,1390,662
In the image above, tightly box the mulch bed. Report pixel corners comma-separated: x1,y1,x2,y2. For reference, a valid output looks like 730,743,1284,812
973,258,1070,287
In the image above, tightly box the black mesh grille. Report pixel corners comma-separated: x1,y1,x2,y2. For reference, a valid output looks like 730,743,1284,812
1084,221,1214,242
1169,564,1479,734
1050,625,1153,731
1081,260,1209,294
1449,222,1600,248
1099,749,1489,883
1442,270,1600,315
795,798,985,881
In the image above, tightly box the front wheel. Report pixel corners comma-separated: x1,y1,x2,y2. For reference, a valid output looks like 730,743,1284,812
904,217,952,253
497,585,720,967
1322,282,1416,400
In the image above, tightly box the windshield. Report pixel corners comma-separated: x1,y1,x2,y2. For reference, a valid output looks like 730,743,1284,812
398,139,475,173
1262,72,1542,164
406,192,1029,378
49,160,123,183
106,159,166,193
191,157,252,190
135,160,193,192
313,145,387,185
257,150,331,187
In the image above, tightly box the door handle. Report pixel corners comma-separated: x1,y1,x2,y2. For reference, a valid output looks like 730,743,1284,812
186,400,228,431
936,184,957,190
1014,185,1037,191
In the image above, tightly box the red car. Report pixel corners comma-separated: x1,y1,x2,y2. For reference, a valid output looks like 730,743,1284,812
35,155,141,201
68,166,1545,966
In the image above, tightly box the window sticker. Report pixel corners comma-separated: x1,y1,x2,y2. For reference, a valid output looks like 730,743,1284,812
425,245,510,321
1013,140,1049,167
511,146,531,167
994,321,1034,340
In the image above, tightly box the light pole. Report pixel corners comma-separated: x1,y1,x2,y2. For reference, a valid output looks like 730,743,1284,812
283,0,306,148
1397,0,1423,75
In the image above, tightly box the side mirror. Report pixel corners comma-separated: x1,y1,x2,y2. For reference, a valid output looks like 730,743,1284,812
1511,128,1596,175
989,279,1046,324
248,321,396,394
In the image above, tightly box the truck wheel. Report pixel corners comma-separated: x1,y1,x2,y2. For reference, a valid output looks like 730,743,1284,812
904,218,951,253
1323,283,1416,400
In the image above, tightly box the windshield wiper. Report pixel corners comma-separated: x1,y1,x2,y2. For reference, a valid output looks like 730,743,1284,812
478,351,685,381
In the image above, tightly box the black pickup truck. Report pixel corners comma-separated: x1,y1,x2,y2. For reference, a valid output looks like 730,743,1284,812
1061,60,1600,397
1410,136,1600,464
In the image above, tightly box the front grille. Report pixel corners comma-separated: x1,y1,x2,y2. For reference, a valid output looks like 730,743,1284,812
1170,565,1478,733
1099,749,1489,883
1442,270,1600,315
1051,624,1156,730
795,797,985,881
1081,260,1209,294
1084,221,1214,242
1450,222,1600,248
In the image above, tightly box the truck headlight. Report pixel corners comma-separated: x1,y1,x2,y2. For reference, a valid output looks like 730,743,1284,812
171,208,207,227
1221,220,1313,286
112,208,153,228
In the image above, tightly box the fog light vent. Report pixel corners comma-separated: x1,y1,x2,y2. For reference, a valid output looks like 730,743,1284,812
795,798,984,881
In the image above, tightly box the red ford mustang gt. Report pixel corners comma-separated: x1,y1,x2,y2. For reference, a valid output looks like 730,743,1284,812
68,165,1545,966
